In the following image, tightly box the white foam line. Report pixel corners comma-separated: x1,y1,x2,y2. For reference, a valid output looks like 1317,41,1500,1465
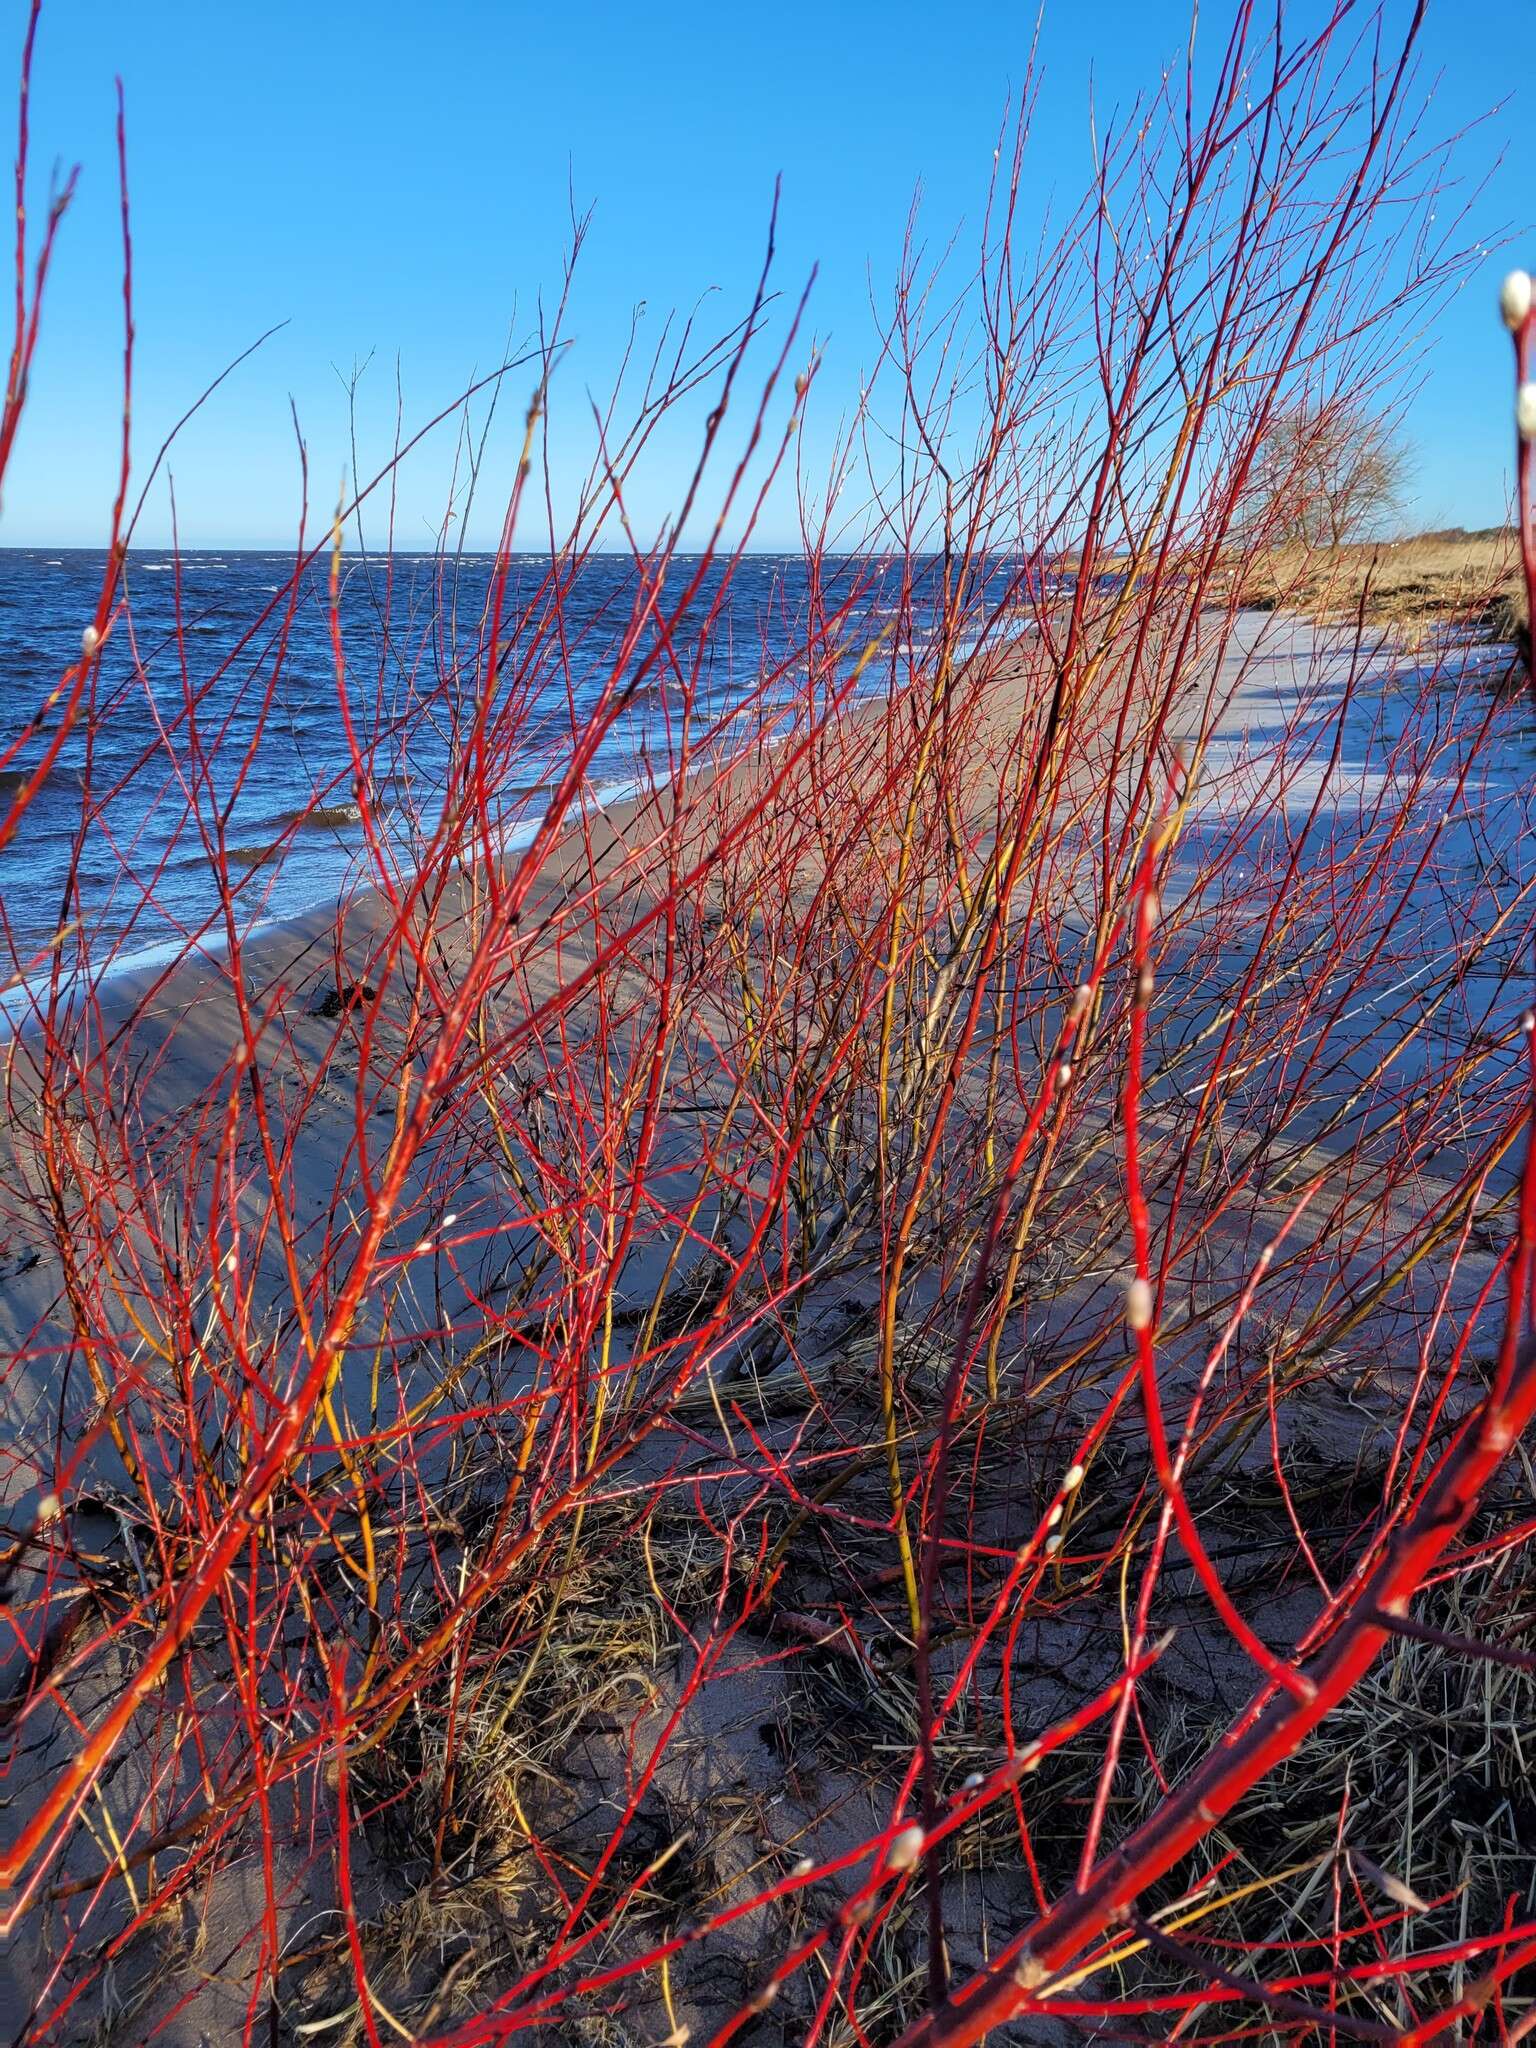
0,773,644,1042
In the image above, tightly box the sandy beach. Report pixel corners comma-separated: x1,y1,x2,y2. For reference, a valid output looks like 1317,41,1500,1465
4,598,1530,2043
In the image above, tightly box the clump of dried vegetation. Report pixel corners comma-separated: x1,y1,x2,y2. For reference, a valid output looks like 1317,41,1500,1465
1238,529,1528,650
5,1,1536,2043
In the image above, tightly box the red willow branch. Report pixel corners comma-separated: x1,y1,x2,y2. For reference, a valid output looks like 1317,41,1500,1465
890,239,1536,2048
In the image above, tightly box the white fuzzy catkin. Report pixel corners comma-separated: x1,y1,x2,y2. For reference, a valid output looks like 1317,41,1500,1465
1126,1275,1155,1331
81,624,101,660
1063,1462,1086,1491
1518,383,1536,444
1502,269,1534,331
887,1823,926,1871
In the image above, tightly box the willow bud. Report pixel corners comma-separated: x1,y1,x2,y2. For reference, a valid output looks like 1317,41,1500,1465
1501,269,1534,331
887,1823,926,1871
1126,1276,1155,1331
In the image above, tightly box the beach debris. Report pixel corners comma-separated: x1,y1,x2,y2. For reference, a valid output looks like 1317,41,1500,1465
309,980,379,1019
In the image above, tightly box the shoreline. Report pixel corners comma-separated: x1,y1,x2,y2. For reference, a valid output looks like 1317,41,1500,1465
1,604,1516,1380
0,773,649,1042
3,604,1526,2046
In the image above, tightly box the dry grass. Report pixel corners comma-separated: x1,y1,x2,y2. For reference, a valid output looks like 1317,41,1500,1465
265,1360,1536,2044
1234,528,1528,649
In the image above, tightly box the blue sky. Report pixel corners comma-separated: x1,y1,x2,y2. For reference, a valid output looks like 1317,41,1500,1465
4,0,1530,549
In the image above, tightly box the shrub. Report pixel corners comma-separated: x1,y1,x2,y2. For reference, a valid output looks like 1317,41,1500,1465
3,3,1536,2043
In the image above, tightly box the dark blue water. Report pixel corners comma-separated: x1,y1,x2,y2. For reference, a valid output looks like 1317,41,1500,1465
0,547,993,973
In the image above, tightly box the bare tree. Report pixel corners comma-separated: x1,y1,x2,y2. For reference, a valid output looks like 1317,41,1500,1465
1247,396,1409,546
